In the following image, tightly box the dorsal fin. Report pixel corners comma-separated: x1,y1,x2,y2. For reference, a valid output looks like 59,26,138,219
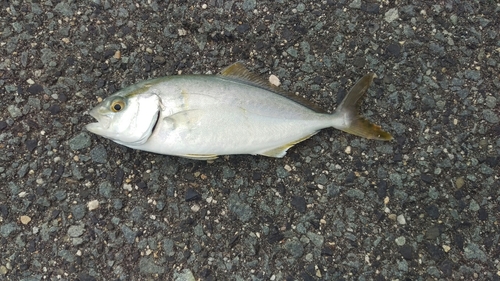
219,62,327,113
221,62,270,86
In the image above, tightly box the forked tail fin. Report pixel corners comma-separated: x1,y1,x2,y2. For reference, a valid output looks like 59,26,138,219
333,73,393,141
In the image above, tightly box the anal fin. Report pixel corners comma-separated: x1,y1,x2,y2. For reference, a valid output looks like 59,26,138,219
260,145,292,158
259,133,318,158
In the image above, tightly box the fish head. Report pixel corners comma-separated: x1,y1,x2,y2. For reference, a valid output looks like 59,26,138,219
86,90,161,146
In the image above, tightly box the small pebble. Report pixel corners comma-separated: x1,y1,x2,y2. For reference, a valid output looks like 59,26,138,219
173,269,196,281
316,267,322,278
68,224,85,238
90,145,108,163
442,245,451,252
20,216,31,225
191,204,200,212
48,104,61,115
345,146,351,154
395,236,406,246
0,121,7,130
185,188,201,202
291,196,307,213
269,75,281,86
87,200,99,211
485,96,496,108
469,199,480,212
384,8,399,23
397,214,407,225
483,109,499,123
28,84,44,94
283,239,304,258
0,265,7,275
400,245,413,260
455,177,465,188
123,183,133,191
7,105,22,118
305,253,313,261
69,133,91,150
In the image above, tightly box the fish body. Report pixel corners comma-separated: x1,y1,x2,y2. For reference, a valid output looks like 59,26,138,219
86,63,392,159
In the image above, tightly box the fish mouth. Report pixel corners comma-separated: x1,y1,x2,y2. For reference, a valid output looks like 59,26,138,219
85,107,111,133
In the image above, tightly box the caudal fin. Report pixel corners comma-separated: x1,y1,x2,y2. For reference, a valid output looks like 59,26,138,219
333,73,393,141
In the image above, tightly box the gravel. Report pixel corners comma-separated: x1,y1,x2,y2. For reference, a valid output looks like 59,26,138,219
90,144,108,163
69,132,92,150
1,0,499,280
67,224,85,238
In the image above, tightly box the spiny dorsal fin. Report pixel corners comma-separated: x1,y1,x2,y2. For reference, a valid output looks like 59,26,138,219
219,62,327,113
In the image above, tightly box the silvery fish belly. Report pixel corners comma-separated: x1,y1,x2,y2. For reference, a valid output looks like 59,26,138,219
86,63,392,160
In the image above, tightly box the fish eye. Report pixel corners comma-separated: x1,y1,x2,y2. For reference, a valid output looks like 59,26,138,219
110,99,125,112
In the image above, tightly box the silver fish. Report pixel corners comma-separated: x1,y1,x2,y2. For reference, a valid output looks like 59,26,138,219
86,63,392,160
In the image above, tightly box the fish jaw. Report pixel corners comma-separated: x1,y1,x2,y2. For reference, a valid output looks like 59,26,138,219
86,107,112,135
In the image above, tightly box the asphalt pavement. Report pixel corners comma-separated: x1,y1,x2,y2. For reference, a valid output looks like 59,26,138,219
0,0,499,280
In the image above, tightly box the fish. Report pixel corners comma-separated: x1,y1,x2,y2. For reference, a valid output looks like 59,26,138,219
86,62,392,160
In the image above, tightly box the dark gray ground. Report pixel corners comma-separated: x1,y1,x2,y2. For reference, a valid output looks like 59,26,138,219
1,0,499,280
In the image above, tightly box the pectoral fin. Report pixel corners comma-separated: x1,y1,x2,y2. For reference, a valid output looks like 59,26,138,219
163,110,205,130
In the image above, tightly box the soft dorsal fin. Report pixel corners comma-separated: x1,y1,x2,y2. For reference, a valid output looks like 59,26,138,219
221,62,270,86
219,62,327,113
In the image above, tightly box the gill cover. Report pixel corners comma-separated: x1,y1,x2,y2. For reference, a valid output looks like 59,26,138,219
86,91,161,146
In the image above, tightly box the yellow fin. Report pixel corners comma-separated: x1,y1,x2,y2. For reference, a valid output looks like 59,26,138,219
260,145,291,158
182,154,219,161
341,118,393,140
220,62,327,113
259,133,317,158
221,62,269,84
335,73,393,141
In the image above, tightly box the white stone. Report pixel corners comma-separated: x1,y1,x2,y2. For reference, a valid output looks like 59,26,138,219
269,74,281,86
397,214,406,225
345,146,351,154
87,200,99,211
